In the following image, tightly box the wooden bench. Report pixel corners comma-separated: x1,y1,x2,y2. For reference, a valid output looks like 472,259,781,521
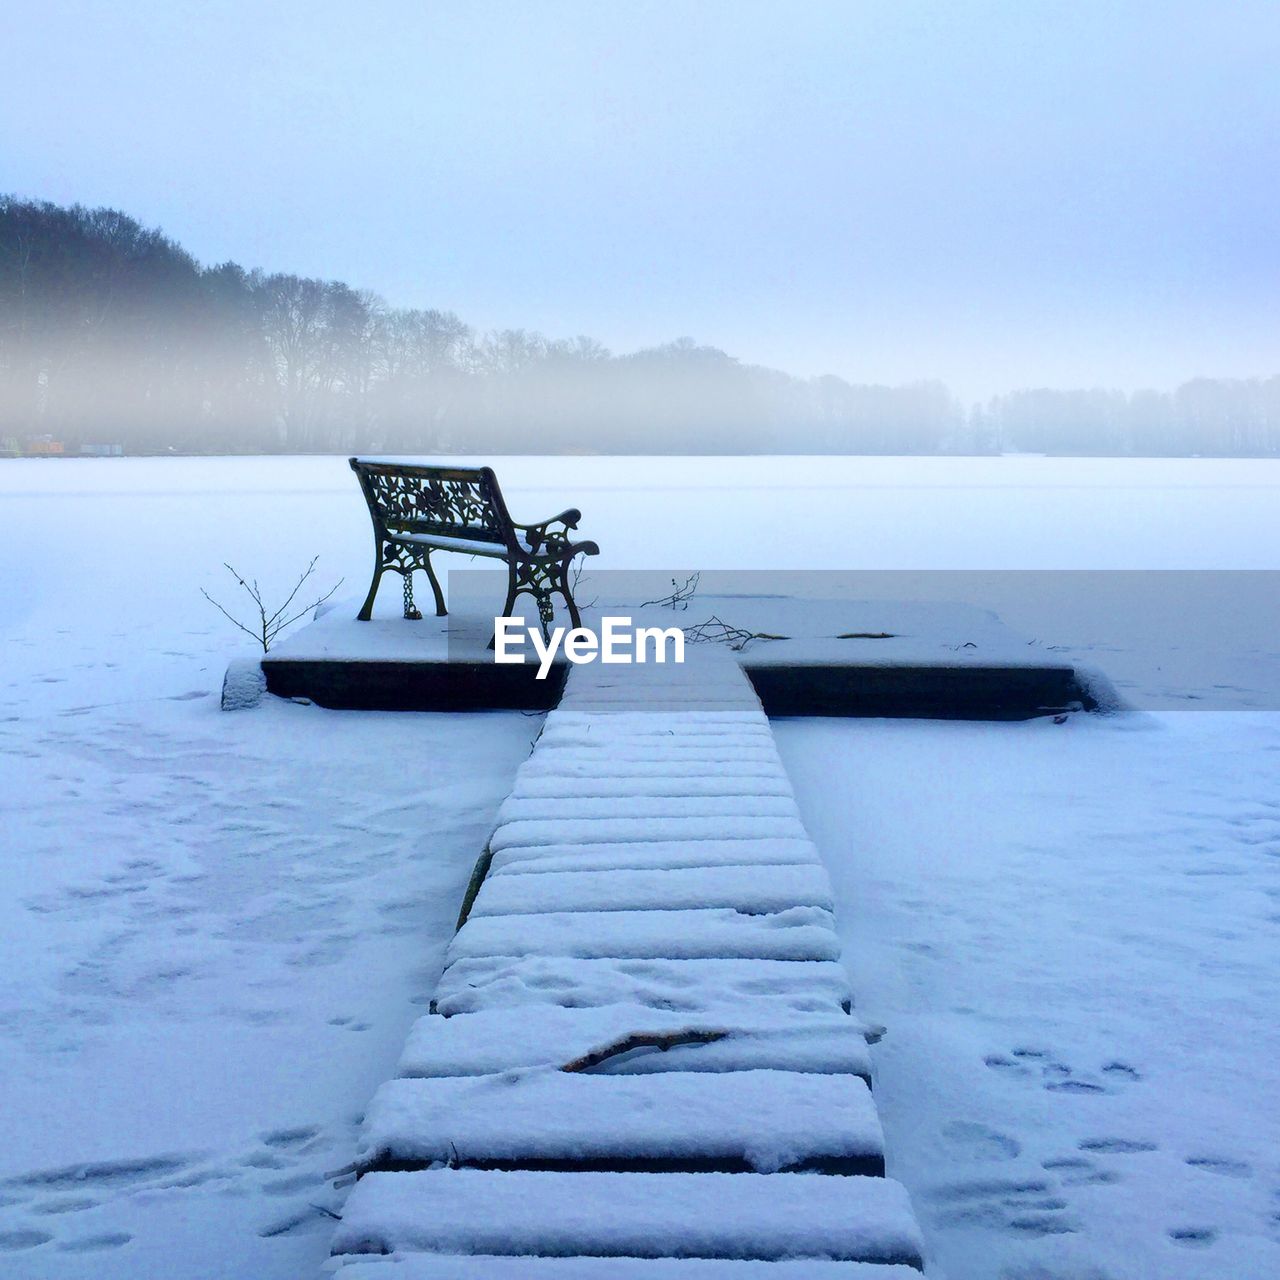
349,458,599,632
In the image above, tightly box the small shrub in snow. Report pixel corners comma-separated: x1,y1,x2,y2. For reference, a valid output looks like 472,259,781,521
202,557,342,653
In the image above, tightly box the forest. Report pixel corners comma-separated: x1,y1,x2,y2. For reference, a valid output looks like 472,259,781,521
3,195,1278,456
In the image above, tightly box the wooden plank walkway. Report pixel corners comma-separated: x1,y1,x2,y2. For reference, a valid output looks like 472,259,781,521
331,650,926,1275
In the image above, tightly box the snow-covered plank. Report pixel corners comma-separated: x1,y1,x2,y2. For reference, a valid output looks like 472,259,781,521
558,663,751,690
330,1256,920,1278
508,772,794,799
538,716,771,738
514,747,783,773
495,794,801,824
470,864,833,917
489,837,821,875
548,699,764,714
538,727,772,747
359,1069,883,1174
556,702,766,715
556,685,757,704
396,1006,874,1080
531,736,778,761
599,1022,873,1078
431,955,853,1016
527,736,781,758
556,696,761,711
490,815,809,850
447,906,840,963
558,696,762,706
526,745,786,770
331,1168,924,1266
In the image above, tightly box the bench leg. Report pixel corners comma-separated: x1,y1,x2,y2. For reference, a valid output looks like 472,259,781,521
356,566,383,621
487,558,581,646
487,564,521,650
422,551,447,616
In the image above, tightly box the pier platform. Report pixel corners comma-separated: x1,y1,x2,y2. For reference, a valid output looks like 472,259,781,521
256,586,1102,720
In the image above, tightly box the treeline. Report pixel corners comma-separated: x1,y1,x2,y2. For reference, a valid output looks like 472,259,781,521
2,194,1278,456
973,382,1280,456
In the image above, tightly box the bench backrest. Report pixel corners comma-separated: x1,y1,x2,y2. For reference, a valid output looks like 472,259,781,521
349,459,515,549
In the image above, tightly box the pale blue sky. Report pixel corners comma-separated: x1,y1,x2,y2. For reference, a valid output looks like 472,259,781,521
3,0,1276,399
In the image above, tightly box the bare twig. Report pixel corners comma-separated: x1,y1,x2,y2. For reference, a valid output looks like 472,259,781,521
202,558,343,653
570,554,598,611
642,571,700,610
561,1028,729,1073
682,615,787,652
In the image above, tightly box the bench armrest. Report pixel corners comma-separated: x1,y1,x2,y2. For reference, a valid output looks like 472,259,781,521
514,509,583,552
516,508,581,533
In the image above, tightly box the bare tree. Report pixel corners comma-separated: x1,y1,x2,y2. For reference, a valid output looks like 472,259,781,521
201,557,342,652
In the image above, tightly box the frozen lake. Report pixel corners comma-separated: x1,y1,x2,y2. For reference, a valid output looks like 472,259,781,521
1,455,1278,1278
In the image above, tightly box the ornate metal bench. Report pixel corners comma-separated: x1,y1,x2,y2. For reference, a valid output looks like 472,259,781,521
349,459,599,633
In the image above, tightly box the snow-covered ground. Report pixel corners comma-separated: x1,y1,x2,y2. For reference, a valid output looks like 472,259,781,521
777,714,1280,1280
1,454,1278,1278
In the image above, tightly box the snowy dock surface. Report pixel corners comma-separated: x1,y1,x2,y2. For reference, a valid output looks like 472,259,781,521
332,651,925,1272
263,589,1096,718
331,1257,922,1279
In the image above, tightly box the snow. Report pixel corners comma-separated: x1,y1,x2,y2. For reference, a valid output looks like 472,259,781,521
389,530,507,556
447,905,841,962
515,750,789,777
508,771,795,797
0,697,532,1277
394,1004,875,1080
431,953,854,1017
4,453,1279,1278
519,740,784,763
538,718,772,739
468,863,835,916
775,714,1280,1279
494,794,801,823
345,650,916,1259
219,655,268,709
488,837,820,875
331,1168,924,1265
358,1068,884,1172
0,462,539,1277
329,1257,922,1278
0,696,532,1277
489,815,809,848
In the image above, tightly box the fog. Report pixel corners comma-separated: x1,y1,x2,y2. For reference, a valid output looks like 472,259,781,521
3,1,1277,411
6,195,1280,456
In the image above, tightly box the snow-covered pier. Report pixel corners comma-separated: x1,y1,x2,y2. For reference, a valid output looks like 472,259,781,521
258,589,1098,720
330,649,926,1275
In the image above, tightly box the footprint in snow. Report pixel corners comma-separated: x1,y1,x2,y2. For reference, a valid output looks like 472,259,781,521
1185,1155,1251,1178
30,1196,98,1215
940,1120,1021,1162
926,1177,1078,1237
2,1153,197,1192
1101,1061,1141,1082
1042,1154,1120,1187
1169,1227,1217,1248
259,1126,321,1150
0,1228,53,1251
57,1232,133,1252
1078,1138,1158,1155
984,1048,1140,1095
